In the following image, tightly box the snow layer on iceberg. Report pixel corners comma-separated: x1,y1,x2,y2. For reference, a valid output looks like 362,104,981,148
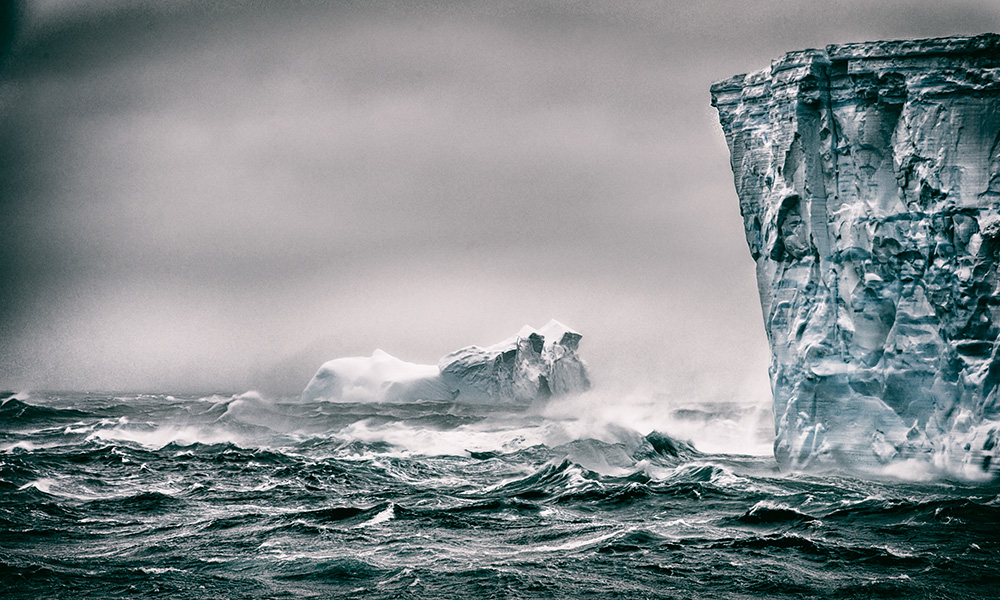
300,350,454,404
301,320,590,405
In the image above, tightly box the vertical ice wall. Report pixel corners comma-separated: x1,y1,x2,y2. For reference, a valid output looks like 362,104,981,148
711,34,1000,476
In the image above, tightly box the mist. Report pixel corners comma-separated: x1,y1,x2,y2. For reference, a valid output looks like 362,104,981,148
1,0,997,396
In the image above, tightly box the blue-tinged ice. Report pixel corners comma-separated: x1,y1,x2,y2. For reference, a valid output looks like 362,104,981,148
711,34,1000,478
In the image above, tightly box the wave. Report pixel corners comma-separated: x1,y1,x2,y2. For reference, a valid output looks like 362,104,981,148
83,491,187,514
0,398,93,423
273,557,387,582
714,533,934,568
5,391,1000,600
1,391,752,468
538,390,774,456
734,501,819,525
173,388,772,460
87,424,250,450
471,454,725,507
597,529,680,554
824,496,1000,528
483,459,602,501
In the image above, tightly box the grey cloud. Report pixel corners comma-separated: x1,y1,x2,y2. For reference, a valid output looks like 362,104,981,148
1,0,997,392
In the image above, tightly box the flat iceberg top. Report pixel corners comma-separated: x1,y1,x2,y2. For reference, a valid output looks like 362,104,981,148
301,321,590,405
318,350,440,382
301,350,452,404
710,33,1000,100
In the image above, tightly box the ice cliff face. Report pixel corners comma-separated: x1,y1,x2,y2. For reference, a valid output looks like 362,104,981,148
301,320,591,405
439,320,591,404
711,34,1000,477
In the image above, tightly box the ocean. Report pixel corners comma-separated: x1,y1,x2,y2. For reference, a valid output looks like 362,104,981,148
2,391,998,599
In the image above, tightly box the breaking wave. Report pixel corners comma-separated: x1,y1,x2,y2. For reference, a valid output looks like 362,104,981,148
1,391,998,599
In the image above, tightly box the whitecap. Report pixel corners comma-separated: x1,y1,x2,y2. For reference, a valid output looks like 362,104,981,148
352,504,395,528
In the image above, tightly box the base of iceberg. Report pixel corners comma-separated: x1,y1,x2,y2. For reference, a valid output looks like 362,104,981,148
301,320,591,405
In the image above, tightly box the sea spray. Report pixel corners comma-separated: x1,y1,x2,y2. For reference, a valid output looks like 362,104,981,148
2,392,998,599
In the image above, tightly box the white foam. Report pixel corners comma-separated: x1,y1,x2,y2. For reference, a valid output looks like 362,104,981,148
525,527,624,553
540,388,774,456
88,424,243,449
1,439,75,453
3,440,38,452
352,504,395,528
19,477,55,493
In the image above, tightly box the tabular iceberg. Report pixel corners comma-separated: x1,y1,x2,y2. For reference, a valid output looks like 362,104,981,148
301,320,591,405
711,34,1000,477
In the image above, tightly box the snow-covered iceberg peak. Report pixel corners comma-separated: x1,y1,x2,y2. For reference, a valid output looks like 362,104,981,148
439,319,590,404
301,320,590,405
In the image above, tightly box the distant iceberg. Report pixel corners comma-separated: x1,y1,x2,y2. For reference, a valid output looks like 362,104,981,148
300,350,453,404
301,320,591,404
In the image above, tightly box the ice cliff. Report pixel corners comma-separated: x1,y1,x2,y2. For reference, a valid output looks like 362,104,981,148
711,34,1000,477
301,320,591,404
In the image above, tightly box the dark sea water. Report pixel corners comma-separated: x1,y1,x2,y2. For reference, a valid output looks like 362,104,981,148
2,391,999,599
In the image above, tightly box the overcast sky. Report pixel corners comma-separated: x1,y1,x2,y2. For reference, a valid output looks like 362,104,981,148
1,0,998,396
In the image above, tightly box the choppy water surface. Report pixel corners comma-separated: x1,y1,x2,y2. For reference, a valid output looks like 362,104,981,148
2,392,998,599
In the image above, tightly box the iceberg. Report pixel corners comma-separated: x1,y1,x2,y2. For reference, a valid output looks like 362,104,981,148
300,350,454,404
711,34,1000,477
301,320,591,404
